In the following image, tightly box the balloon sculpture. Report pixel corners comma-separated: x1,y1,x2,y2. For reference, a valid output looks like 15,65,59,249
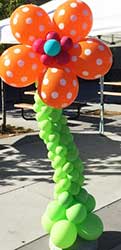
0,1,112,249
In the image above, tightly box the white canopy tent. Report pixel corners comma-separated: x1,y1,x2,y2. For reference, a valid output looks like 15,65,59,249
1,0,121,44
0,0,121,134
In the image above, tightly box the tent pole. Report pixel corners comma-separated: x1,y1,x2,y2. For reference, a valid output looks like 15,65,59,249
1,79,6,133
99,76,104,135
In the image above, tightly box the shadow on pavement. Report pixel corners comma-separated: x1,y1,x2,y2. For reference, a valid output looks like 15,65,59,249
6,109,35,119
74,133,121,182
0,132,121,187
98,231,121,250
0,135,53,188
68,114,121,136
16,231,121,250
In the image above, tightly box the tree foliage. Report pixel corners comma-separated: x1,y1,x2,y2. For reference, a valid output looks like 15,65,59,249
0,0,51,19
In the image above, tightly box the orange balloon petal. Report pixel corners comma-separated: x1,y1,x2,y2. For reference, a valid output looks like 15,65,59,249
68,38,113,79
0,45,46,87
37,68,47,88
10,4,55,45
53,0,93,42
38,68,79,109
69,43,82,56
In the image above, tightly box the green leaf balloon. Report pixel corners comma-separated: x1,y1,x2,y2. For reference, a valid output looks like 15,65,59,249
77,213,103,241
50,220,77,249
66,203,87,224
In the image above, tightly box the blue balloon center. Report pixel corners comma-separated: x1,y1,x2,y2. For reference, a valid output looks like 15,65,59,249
44,39,61,56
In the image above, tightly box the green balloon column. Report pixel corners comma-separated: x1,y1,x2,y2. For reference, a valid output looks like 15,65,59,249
33,92,103,249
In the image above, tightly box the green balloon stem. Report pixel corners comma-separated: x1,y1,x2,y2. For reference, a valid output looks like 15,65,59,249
34,92,103,247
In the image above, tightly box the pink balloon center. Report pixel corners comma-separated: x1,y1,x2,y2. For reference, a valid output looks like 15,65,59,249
32,38,45,53
32,32,73,66
56,51,70,65
60,36,73,51
40,54,55,66
46,31,60,41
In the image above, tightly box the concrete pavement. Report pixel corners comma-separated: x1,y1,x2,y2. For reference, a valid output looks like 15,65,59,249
0,103,121,250
16,198,121,250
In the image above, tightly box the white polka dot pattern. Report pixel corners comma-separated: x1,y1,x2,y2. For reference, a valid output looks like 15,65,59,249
53,0,93,42
96,58,103,65
39,68,79,109
68,37,112,80
67,92,72,99
22,7,30,13
58,23,64,29
82,71,89,76
17,59,25,67
10,4,54,45
51,68,58,73
6,70,13,78
73,44,79,49
11,83,18,87
4,59,11,66
43,78,49,85
64,67,71,73
73,79,77,87
70,15,77,21
21,76,28,82
94,74,101,79
70,3,78,8
60,79,67,86
39,25,45,32
98,45,105,51
29,52,35,58
1,2,112,98
14,48,21,54
61,103,68,108
29,36,35,42
26,17,33,24
84,49,92,56
13,18,17,25
83,9,89,16
15,32,21,38
32,63,38,70
59,9,65,16
0,44,45,87
41,91,46,99
82,22,87,29
36,11,43,16
2,50,8,56
51,92,59,99
13,15,19,25
86,40,93,44
71,56,78,62
70,30,76,35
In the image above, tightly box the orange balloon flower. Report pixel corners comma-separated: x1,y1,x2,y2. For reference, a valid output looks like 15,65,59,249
0,1,112,109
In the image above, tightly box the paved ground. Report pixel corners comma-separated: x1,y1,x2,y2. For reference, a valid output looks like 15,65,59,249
16,199,121,250
0,103,121,250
